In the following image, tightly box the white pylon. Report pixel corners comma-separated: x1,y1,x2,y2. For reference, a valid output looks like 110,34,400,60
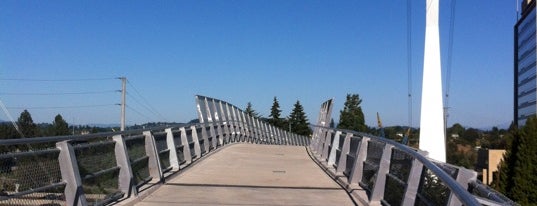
419,0,446,162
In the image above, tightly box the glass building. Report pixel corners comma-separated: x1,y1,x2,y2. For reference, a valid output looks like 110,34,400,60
515,0,537,126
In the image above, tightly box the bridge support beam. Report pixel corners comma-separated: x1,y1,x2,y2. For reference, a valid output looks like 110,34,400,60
348,137,369,185
165,128,180,172
113,134,138,197
335,133,353,176
180,127,193,164
402,151,427,206
328,131,342,166
370,145,394,204
191,125,202,158
57,141,88,206
144,131,164,183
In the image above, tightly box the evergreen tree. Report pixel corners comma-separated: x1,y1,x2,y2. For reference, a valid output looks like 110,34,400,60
17,110,39,137
497,118,537,204
288,100,312,136
269,97,283,128
245,102,260,118
337,94,366,132
50,114,70,136
0,123,18,139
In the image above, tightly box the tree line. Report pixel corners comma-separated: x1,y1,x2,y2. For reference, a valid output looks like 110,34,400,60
0,110,126,140
242,94,369,137
0,110,71,139
244,97,313,136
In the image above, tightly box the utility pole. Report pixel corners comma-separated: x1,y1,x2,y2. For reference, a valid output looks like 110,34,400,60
120,77,126,131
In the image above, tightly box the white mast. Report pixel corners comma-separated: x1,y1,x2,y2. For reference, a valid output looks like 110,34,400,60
419,0,446,162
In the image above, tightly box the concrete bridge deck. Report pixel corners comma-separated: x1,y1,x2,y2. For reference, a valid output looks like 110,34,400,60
134,144,356,206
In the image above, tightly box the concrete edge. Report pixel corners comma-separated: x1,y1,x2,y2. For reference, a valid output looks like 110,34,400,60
305,146,364,206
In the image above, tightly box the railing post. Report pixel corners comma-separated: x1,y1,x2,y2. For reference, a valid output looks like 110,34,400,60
179,127,193,164
210,99,224,146
190,125,202,158
370,144,393,204
286,131,292,145
165,128,180,171
348,136,370,185
144,131,163,183
276,128,282,145
448,168,477,206
315,128,327,155
209,123,218,149
336,133,353,175
256,119,263,144
268,124,274,144
259,122,269,144
56,141,88,206
219,101,230,144
200,124,210,153
113,134,137,197
321,130,333,161
327,131,342,166
222,121,230,144
402,151,427,206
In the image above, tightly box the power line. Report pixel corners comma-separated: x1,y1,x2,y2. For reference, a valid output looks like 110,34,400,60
126,80,168,121
126,93,161,119
6,104,116,110
407,0,413,129
0,90,118,96
444,0,457,120
0,77,116,82
126,104,153,122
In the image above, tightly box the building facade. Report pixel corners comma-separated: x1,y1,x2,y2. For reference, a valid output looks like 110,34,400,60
515,0,537,127
475,148,506,185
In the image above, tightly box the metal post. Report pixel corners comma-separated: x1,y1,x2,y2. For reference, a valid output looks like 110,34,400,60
143,131,163,183
402,151,427,206
321,130,334,161
336,133,353,175
327,131,342,167
190,125,202,159
370,144,393,203
349,137,370,185
179,127,193,164
113,134,137,197
56,141,88,206
165,128,180,171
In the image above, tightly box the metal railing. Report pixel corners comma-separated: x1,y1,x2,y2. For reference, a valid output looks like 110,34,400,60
309,125,517,206
0,119,309,206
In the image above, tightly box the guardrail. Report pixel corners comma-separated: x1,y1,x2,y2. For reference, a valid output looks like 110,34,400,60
309,125,517,206
0,120,309,206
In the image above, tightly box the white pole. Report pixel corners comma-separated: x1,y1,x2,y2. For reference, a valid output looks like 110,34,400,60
419,0,446,162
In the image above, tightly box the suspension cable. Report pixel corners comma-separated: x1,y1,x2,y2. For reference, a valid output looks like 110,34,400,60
407,0,413,129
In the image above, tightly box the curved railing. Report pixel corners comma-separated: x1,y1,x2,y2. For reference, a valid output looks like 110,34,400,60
0,120,308,206
309,125,517,206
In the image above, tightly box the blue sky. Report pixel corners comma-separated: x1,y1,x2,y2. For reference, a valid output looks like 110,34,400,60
0,1,517,129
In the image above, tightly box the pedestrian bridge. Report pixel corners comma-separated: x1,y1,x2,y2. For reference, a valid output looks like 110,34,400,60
0,96,515,206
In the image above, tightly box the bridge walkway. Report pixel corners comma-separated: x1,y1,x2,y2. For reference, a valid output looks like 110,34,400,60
134,144,356,206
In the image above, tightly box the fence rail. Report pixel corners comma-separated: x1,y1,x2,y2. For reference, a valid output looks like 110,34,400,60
1,118,308,206
309,124,517,206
